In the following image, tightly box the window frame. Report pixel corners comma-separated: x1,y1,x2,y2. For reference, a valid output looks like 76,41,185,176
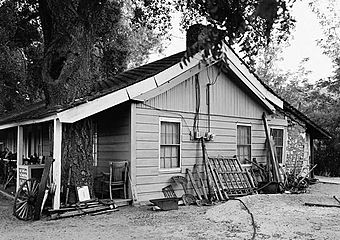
270,127,286,165
236,124,252,165
159,117,182,173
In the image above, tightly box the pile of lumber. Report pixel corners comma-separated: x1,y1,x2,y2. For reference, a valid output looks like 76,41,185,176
48,199,118,220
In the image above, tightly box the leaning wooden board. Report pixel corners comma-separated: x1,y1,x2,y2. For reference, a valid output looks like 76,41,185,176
34,157,54,220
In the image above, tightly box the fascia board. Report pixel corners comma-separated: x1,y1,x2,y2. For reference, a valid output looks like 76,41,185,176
223,45,283,109
0,115,57,130
134,60,219,102
154,54,201,87
126,76,157,99
57,89,129,123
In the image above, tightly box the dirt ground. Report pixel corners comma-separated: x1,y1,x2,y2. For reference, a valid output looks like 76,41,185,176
0,181,339,240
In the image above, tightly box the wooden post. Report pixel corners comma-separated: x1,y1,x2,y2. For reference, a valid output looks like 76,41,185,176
262,112,282,183
129,103,138,202
16,125,24,190
53,119,62,209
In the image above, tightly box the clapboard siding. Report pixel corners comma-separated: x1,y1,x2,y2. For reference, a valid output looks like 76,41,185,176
94,103,131,176
133,65,288,202
146,65,266,118
134,106,287,200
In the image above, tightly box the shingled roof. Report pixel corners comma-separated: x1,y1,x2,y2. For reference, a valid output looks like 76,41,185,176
0,51,185,126
0,48,331,139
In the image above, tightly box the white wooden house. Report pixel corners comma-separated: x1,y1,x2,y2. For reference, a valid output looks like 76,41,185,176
0,44,330,208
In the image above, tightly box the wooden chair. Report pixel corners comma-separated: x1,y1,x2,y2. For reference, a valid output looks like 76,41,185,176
101,161,128,200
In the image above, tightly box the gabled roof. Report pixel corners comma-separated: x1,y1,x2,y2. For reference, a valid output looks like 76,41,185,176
0,52,185,128
0,45,331,139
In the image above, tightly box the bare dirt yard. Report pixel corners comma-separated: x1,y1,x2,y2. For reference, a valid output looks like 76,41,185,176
1,180,339,240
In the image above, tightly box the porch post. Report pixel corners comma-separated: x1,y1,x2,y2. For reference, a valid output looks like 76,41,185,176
16,125,24,190
130,103,137,203
53,119,62,209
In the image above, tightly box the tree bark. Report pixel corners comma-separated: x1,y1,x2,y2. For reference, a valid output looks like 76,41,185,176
62,119,94,201
38,1,102,201
39,0,100,105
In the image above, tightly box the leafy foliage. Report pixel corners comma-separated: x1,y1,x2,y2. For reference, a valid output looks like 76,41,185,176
176,0,296,65
0,0,171,111
256,40,340,176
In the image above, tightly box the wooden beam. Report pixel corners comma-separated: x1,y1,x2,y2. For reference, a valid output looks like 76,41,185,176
262,112,282,183
0,115,56,130
57,89,129,123
16,125,24,190
222,44,283,109
129,103,138,203
52,119,62,209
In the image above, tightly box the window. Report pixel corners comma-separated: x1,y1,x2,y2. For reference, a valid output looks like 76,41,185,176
160,120,181,169
271,128,284,164
237,125,251,164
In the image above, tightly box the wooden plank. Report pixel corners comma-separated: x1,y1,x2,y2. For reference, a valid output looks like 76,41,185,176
52,119,62,210
262,112,282,183
57,88,129,123
186,169,202,200
305,203,340,208
34,157,53,220
206,158,224,201
194,164,208,200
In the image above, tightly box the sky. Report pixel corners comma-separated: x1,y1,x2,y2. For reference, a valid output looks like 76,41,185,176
148,1,335,83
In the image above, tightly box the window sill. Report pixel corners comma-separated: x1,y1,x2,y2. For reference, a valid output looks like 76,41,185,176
159,168,181,174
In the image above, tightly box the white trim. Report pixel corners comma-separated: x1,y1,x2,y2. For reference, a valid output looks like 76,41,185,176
126,76,157,99
270,126,287,166
154,56,201,87
0,45,282,127
158,117,182,172
236,124,252,164
129,103,138,202
52,119,62,210
223,44,283,109
159,168,181,173
236,122,252,127
0,115,56,130
57,89,129,123
134,60,218,102
57,52,205,124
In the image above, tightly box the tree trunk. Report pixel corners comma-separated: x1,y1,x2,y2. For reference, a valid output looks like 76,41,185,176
38,1,101,202
39,0,99,105
62,119,94,201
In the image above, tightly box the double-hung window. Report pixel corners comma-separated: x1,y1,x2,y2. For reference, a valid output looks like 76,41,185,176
271,128,284,164
160,119,181,170
237,125,251,164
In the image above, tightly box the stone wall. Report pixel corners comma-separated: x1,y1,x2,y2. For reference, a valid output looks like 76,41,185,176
285,118,310,176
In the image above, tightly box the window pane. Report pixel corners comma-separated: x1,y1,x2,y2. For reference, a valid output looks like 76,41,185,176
160,121,180,169
160,147,165,168
271,129,284,163
237,126,251,164
276,147,283,164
